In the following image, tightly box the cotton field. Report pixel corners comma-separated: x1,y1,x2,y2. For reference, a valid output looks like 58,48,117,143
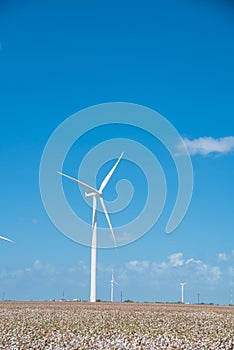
0,301,233,349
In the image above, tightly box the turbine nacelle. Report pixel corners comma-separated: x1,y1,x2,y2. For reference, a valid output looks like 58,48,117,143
110,270,119,302
85,191,101,198
110,278,119,286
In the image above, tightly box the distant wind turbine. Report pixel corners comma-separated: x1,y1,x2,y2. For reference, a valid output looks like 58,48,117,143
58,152,124,302
180,282,186,304
110,269,119,302
0,235,14,243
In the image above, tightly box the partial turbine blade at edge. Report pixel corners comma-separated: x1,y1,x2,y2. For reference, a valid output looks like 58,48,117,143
57,171,99,195
0,235,14,243
99,197,117,251
99,152,124,193
92,196,97,231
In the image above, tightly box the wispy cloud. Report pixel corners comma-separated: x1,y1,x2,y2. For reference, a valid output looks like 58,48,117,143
228,267,234,279
210,266,222,281
179,136,234,156
166,253,221,281
125,253,222,283
0,259,89,283
126,260,149,272
168,253,184,267
218,253,228,261
217,250,234,262
33,259,42,270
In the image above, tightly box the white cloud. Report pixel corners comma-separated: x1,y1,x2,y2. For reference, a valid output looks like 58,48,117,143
25,268,32,273
210,266,222,281
181,136,234,156
126,260,149,272
218,253,228,261
0,260,90,283
217,251,234,262
185,258,202,265
156,262,168,270
152,253,222,282
33,259,42,270
125,253,221,279
228,267,234,278
168,253,184,267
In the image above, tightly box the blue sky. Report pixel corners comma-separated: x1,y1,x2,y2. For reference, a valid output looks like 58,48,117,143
0,0,233,304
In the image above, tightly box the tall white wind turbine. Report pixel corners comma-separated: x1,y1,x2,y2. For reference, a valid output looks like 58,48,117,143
58,152,124,302
110,269,119,302
180,282,186,304
0,235,14,243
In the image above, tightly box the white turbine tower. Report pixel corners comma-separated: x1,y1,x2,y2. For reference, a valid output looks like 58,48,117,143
110,269,119,302
180,282,186,304
0,235,14,243
58,152,124,302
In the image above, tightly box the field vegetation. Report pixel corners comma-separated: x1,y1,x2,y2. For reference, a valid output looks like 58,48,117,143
0,301,233,349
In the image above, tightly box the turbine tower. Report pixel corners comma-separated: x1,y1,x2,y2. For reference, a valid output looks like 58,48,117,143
110,269,119,302
0,235,14,243
180,282,186,304
58,152,124,302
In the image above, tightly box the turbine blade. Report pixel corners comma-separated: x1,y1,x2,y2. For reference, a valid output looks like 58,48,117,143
57,171,99,195
112,270,119,286
99,152,124,193
0,235,14,243
92,196,97,230
99,197,117,250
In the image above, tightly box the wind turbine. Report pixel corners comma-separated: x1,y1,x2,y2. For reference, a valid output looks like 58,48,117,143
0,235,14,243
57,152,124,302
110,269,119,302
180,282,186,304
